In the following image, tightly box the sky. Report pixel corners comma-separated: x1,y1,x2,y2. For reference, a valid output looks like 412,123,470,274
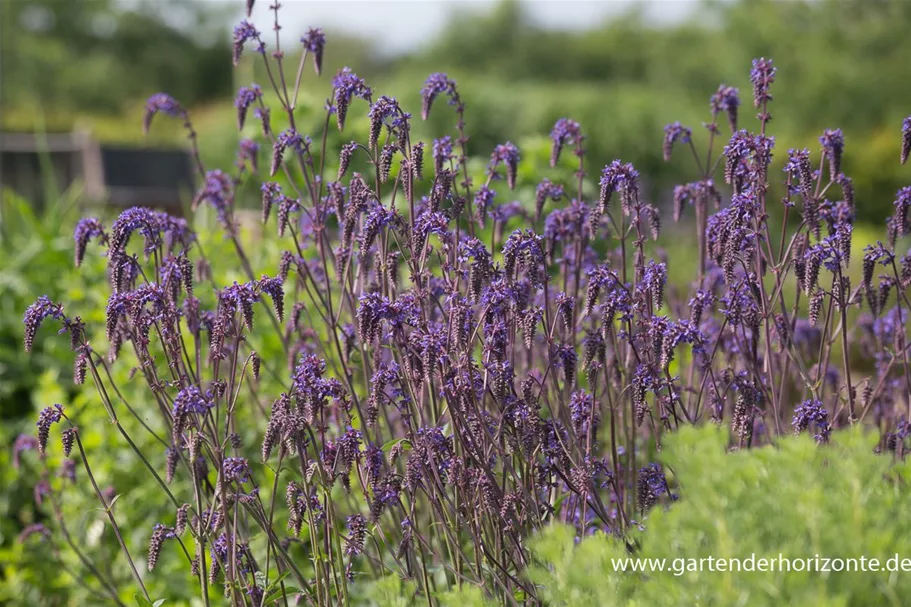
240,0,699,55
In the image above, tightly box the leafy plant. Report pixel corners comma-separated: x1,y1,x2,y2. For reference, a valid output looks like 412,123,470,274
527,425,911,607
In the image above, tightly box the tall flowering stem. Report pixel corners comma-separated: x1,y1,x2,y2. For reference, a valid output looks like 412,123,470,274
18,13,911,607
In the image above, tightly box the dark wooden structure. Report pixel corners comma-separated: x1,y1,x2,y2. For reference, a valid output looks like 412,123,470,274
0,131,194,210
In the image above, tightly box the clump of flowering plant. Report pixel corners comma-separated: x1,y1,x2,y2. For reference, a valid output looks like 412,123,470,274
17,2,911,605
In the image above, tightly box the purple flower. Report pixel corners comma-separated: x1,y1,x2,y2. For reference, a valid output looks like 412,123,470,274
535,178,564,220
489,142,520,189
367,96,409,149
598,160,639,214
569,390,598,438
473,185,496,221
432,136,454,174
550,118,583,167
23,296,65,353
236,138,259,173
415,210,450,240
710,85,740,131
360,204,399,257
33,480,51,506
173,386,211,417
13,434,39,468
143,93,183,134
893,186,911,240
234,84,262,130
258,275,285,322
194,170,234,226
223,457,251,483
637,463,675,511
345,514,367,556
271,129,311,176
36,404,64,454
488,201,524,223
819,128,845,181
792,399,831,443
233,20,264,66
749,57,776,108
642,260,667,310
555,344,578,386
109,207,194,261
148,524,177,572
332,67,372,131
300,27,326,75
260,182,283,224
784,148,814,201
662,122,692,162
420,73,458,120
292,354,343,416
901,116,911,165
73,218,107,268
501,229,545,286
545,199,588,243
723,130,775,193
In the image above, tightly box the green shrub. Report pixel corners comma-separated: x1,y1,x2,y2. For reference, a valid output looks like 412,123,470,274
527,425,911,607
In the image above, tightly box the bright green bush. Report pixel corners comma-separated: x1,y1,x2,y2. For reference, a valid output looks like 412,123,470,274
527,425,911,607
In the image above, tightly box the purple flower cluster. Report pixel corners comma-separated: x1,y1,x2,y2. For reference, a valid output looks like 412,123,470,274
25,28,911,604
420,73,458,120
332,67,372,131
550,118,583,167
489,142,520,190
234,84,262,130
232,20,264,66
300,27,326,74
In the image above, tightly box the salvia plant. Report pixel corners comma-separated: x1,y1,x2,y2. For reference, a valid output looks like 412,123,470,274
14,1,911,605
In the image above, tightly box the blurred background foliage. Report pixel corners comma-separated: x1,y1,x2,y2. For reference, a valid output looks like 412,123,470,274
4,0,911,221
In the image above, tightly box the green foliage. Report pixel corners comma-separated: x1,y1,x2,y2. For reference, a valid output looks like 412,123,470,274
0,185,88,419
527,425,911,606
356,575,488,607
0,0,232,116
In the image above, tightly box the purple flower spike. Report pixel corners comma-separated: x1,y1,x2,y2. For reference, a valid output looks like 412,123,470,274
819,128,845,182
902,116,911,165
550,118,583,167
432,136,454,174
489,142,520,190
792,399,831,443
599,160,639,215
143,93,183,134
662,122,692,162
223,457,252,483
234,84,262,130
233,20,264,67
710,85,740,132
420,73,457,120
36,404,64,454
332,67,372,131
258,275,285,321
23,296,65,353
73,218,107,267
749,57,776,108
301,28,326,75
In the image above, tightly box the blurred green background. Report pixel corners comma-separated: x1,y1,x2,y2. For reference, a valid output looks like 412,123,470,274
3,0,911,221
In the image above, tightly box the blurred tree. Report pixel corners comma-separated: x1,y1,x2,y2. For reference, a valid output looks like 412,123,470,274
0,0,232,116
